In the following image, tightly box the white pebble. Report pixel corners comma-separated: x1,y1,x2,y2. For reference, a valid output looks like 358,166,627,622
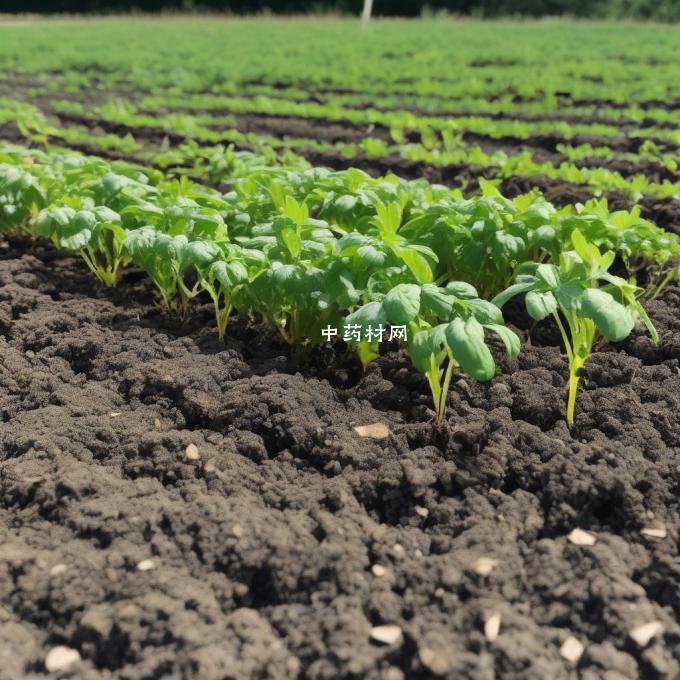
137,559,155,571
392,543,406,560
640,526,667,539
49,564,68,576
473,557,498,576
371,564,388,577
484,613,501,641
630,621,664,647
185,444,200,460
370,624,403,645
415,506,429,518
568,528,596,546
45,646,80,672
353,423,390,439
560,636,584,663
109,412,121,417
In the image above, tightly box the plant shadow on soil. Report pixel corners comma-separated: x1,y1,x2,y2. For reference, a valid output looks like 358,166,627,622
0,237,678,679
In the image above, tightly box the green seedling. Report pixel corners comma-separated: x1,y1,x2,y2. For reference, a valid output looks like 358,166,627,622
494,230,657,425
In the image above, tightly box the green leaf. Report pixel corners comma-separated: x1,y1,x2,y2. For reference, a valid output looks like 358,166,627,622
492,276,537,308
326,262,360,308
357,341,379,368
445,281,479,299
35,206,75,238
467,299,504,325
445,317,496,381
571,228,602,271
525,291,558,320
535,263,560,289
61,210,96,250
179,239,220,271
629,299,658,345
382,284,421,325
553,281,584,311
342,302,387,343
392,244,433,283
280,225,302,258
211,260,248,288
375,201,402,237
581,288,635,341
356,244,387,268
283,195,308,225
420,284,453,319
124,226,157,257
409,326,446,374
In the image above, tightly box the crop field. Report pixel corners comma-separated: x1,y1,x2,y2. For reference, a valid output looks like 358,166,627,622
0,17,679,680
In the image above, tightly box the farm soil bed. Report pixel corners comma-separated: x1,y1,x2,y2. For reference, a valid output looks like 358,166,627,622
1,238,679,679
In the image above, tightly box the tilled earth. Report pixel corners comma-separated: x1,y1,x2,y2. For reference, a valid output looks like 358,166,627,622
0,237,678,679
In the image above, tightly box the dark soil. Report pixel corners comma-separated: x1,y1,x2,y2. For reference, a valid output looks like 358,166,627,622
228,113,394,145
1,236,679,679
463,131,677,156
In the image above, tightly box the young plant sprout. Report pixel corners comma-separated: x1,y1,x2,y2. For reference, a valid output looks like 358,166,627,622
493,230,657,425
36,205,127,287
343,282,520,421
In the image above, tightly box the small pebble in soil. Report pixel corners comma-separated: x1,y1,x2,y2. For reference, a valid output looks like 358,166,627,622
136,559,155,571
629,621,664,647
109,411,121,417
560,636,584,664
232,524,244,538
185,443,200,460
568,528,597,546
640,526,667,539
45,646,81,672
484,613,501,642
415,506,429,518
49,563,68,576
353,423,390,439
370,624,403,646
473,557,498,576
371,564,388,577
154,418,161,429
392,543,406,560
